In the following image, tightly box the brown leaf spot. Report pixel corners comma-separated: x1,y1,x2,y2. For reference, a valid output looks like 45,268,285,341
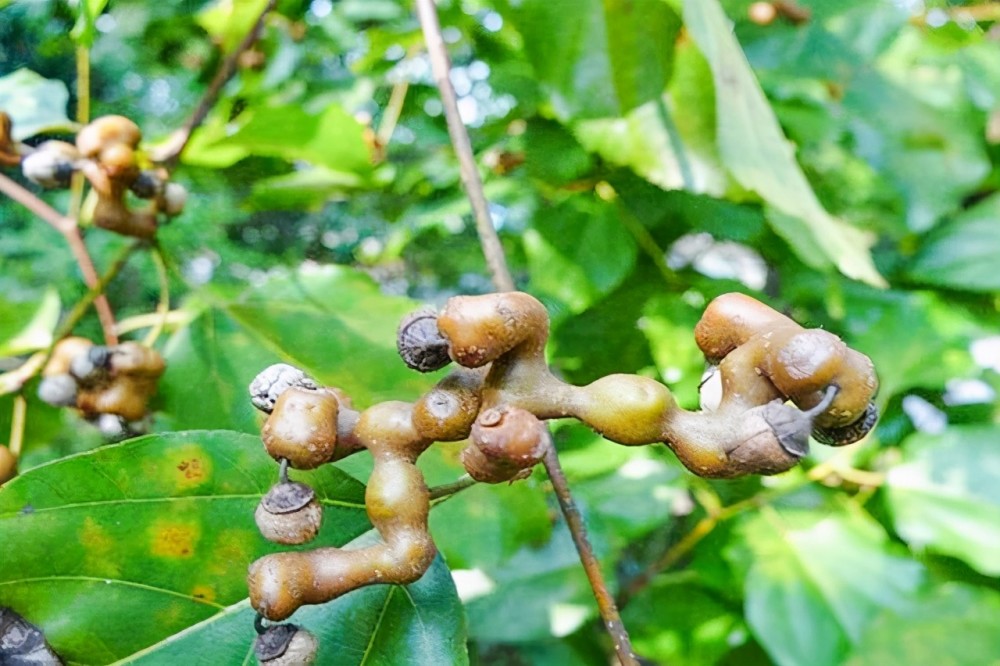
149,520,200,558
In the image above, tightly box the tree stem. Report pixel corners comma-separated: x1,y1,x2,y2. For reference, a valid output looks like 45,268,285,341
543,443,639,665
414,0,514,292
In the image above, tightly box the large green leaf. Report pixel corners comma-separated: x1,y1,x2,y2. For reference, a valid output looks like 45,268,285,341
159,265,440,433
213,104,374,176
0,430,370,664
509,0,681,119
0,287,59,360
732,509,926,666
117,534,468,666
907,194,1000,292
682,0,884,287
0,69,74,139
845,583,1000,666
524,197,637,316
885,425,1000,576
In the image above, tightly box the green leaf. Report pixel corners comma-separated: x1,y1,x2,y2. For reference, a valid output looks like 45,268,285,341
214,104,374,176
510,0,681,119
623,578,746,666
524,198,637,316
844,583,1000,666
682,0,885,287
0,430,370,663
70,0,110,46
907,194,1000,292
885,425,1000,576
248,167,369,211
196,0,270,52
0,69,73,140
0,288,59,359
159,265,438,433
117,534,468,666
733,509,925,666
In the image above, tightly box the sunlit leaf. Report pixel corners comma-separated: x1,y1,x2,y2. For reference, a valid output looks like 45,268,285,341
509,0,681,119
845,583,1000,666
907,194,1000,292
885,425,1000,576
0,430,370,663
733,509,925,666
0,288,59,359
682,0,885,287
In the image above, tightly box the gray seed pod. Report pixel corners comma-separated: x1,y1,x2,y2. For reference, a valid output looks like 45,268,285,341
397,307,451,373
37,374,78,407
255,624,318,666
249,364,317,413
94,413,129,441
163,182,187,216
69,346,111,383
21,146,76,189
254,482,323,545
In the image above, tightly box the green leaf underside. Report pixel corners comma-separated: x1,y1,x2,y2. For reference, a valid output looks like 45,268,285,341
886,425,1000,576
682,0,884,286
0,430,371,664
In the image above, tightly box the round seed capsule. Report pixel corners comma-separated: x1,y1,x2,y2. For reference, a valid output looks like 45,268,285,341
254,482,323,545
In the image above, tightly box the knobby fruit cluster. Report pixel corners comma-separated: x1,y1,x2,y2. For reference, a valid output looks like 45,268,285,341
3,111,187,237
244,290,878,663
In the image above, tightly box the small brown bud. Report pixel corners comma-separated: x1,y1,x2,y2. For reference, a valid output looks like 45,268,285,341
461,407,547,483
0,446,17,485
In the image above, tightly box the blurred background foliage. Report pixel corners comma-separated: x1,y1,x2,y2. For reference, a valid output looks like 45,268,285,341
1,0,1000,664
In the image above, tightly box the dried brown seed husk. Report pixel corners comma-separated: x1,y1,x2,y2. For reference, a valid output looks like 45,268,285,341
261,387,339,469
397,307,451,372
813,402,879,447
255,483,322,545
0,606,63,663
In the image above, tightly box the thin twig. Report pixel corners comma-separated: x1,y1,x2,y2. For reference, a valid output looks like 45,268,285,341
543,443,639,666
428,474,476,501
8,395,27,458
377,78,410,147
159,0,278,166
0,172,118,344
414,0,633,658
414,0,514,292
143,242,171,347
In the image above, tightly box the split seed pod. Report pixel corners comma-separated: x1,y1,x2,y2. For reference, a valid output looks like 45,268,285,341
254,623,318,666
255,482,323,545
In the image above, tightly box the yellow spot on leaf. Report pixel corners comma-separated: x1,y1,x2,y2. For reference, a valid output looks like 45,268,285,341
80,516,121,577
190,584,216,604
149,520,200,558
163,443,213,491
